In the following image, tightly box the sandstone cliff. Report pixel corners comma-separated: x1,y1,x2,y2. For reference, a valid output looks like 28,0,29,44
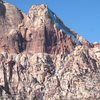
0,1,100,100
0,2,90,54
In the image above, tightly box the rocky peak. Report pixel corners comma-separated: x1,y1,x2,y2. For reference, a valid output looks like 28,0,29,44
0,2,23,35
0,2,100,100
20,5,87,54
0,3,90,54
28,5,48,28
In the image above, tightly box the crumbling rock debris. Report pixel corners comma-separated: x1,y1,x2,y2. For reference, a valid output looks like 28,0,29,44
0,45,99,100
0,1,100,100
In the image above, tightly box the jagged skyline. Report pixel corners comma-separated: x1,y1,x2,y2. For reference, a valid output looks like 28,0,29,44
5,0,100,43
0,1,100,99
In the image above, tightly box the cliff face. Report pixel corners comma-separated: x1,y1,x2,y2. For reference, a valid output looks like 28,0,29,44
0,3,90,54
0,2,23,36
0,1,24,53
0,1,100,100
0,45,100,100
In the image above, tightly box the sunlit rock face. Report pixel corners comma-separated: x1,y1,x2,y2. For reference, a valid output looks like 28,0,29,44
0,1,100,100
0,45,100,100
23,5,83,54
0,3,90,54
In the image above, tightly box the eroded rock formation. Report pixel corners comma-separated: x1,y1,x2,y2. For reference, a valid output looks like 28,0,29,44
0,3,90,54
0,1,100,100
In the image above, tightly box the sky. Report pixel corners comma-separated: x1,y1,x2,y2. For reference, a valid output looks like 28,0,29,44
5,0,100,43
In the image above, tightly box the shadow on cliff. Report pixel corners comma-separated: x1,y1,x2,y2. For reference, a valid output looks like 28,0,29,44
46,55,55,75
8,60,15,82
8,31,27,53
2,62,11,95
0,1,6,17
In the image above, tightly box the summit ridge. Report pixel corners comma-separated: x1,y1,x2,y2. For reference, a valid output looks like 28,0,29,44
0,2,100,100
